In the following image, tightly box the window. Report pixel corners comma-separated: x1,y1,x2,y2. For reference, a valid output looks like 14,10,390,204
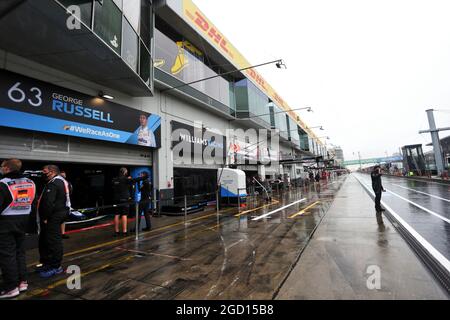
140,0,152,49
122,18,139,72
234,79,270,125
123,0,140,33
94,0,122,54
154,29,232,107
113,0,122,9
140,41,151,85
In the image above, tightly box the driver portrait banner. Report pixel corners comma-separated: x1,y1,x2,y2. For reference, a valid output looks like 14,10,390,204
0,69,161,148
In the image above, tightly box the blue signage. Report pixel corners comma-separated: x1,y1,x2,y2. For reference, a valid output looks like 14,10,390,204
0,69,161,148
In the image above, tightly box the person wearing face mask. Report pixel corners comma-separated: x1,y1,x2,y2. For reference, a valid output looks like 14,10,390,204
36,165,71,278
0,159,36,299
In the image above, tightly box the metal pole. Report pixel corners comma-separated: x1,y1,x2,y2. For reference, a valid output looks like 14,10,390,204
153,188,157,218
135,202,139,241
358,152,362,171
216,187,220,227
238,189,241,214
216,185,220,215
426,109,445,176
157,191,161,217
184,195,188,226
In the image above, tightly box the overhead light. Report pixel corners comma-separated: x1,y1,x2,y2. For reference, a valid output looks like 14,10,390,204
276,59,287,69
99,91,114,100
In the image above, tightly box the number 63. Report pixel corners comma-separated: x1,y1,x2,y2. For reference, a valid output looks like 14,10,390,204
8,82,42,107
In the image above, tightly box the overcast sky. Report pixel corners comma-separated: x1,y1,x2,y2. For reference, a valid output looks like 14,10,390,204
193,0,450,161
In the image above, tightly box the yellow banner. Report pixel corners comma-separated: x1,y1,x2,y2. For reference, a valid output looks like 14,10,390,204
182,0,323,146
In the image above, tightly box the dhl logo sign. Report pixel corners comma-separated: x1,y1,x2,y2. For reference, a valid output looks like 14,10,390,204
182,0,323,146
184,6,233,58
183,1,287,107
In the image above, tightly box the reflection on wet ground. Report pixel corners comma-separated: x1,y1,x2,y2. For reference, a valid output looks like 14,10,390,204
356,174,450,261
277,175,448,300
20,176,348,300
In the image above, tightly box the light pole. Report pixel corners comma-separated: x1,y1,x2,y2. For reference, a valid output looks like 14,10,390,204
418,109,450,176
317,136,330,143
233,106,312,121
161,59,286,93
211,59,286,188
358,151,362,171
156,57,287,208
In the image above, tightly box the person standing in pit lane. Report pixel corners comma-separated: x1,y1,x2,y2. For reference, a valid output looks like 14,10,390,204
0,159,36,299
371,165,386,212
112,168,148,237
36,165,71,278
137,171,152,232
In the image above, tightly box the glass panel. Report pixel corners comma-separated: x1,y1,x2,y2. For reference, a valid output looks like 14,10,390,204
113,0,122,10
140,0,152,49
122,18,139,72
154,29,232,107
59,0,93,26
154,29,178,75
300,134,309,151
140,41,151,85
94,0,122,54
229,82,236,112
234,78,270,125
235,79,250,112
289,118,300,143
269,104,275,128
273,105,288,133
123,0,140,33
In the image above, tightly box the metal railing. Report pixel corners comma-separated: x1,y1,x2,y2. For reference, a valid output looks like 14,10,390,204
61,176,345,240
63,189,223,240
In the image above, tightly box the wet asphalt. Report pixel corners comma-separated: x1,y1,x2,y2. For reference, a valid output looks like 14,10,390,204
355,174,450,262
19,175,348,300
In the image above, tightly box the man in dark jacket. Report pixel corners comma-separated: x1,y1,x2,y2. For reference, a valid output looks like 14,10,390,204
37,165,71,278
371,165,386,212
138,171,152,231
112,168,132,237
0,159,36,298
112,168,148,236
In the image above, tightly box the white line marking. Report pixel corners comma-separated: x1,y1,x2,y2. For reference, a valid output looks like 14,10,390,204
385,189,450,224
389,184,450,203
397,178,450,187
252,198,307,221
355,175,450,224
354,175,450,274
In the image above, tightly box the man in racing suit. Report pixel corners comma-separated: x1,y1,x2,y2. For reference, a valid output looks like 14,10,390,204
137,114,156,147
